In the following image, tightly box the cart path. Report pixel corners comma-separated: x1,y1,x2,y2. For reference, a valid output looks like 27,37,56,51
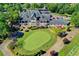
42,28,79,56
0,39,13,56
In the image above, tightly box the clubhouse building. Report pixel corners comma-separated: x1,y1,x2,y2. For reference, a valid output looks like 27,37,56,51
18,7,70,28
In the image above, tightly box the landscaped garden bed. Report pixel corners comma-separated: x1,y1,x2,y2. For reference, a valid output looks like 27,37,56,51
13,29,57,56
59,33,79,56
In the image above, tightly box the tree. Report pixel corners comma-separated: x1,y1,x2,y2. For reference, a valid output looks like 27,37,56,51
0,22,8,35
0,4,4,11
0,12,6,22
14,4,22,11
46,3,57,12
58,4,70,14
56,4,64,13
3,4,9,10
22,3,31,9
0,12,9,38
38,3,44,8
68,4,75,14
74,4,79,12
71,12,79,27
7,7,19,22
31,3,39,9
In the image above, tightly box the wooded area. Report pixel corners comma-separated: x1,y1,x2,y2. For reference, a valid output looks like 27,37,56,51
0,3,79,39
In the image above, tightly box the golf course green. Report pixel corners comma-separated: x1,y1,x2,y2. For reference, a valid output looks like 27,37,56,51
15,29,56,55
23,31,51,51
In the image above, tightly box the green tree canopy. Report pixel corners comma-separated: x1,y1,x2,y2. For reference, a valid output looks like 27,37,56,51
46,4,57,12
71,12,79,26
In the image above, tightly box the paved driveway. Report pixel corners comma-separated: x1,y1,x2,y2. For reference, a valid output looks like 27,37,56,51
42,28,79,56
0,39,13,56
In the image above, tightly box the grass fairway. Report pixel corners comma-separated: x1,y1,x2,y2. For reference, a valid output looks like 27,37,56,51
0,50,3,56
15,29,56,56
23,31,51,51
59,33,79,56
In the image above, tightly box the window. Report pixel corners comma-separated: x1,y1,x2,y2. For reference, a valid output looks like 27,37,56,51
42,16,44,18
50,19,52,21
27,15,29,18
25,21,27,23
20,17,23,20
22,21,24,23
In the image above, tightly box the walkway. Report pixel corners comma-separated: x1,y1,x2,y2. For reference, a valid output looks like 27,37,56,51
42,28,79,56
0,39,13,56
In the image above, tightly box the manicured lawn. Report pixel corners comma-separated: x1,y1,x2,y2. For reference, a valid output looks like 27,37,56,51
59,33,79,56
14,29,57,56
23,31,51,51
0,50,3,56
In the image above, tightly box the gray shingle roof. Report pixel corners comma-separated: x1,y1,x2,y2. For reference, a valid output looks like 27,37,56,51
50,19,69,25
20,9,69,25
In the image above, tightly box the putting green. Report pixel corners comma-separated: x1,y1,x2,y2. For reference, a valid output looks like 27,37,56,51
15,29,56,55
23,31,51,51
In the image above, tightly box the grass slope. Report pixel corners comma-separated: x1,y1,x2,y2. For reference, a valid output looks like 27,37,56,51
0,50,3,56
59,33,79,56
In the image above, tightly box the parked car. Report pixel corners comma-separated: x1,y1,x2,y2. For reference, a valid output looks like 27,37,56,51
67,27,71,32
63,38,71,44
50,50,58,56
25,29,29,32
58,31,68,37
